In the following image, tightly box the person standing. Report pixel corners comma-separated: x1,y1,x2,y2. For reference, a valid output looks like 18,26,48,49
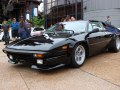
61,18,65,22
18,16,28,39
105,16,111,25
1,19,10,45
64,15,71,22
11,18,19,41
71,16,76,21
25,19,31,37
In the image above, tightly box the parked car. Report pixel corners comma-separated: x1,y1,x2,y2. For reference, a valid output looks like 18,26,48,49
30,27,44,36
0,25,12,41
0,24,2,31
3,20,120,70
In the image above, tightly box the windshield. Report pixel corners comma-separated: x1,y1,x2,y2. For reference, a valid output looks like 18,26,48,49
47,21,87,33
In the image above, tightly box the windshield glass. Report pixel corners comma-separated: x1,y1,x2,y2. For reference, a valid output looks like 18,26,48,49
47,21,87,33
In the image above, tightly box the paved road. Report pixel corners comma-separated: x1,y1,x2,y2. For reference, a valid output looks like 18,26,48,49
0,42,120,90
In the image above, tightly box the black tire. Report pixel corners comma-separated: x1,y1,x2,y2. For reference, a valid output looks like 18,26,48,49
108,36,120,52
71,44,86,68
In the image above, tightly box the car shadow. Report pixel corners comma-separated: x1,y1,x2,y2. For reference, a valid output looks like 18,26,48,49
12,63,72,75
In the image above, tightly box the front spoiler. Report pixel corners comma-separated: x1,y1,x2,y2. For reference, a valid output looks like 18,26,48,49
8,59,66,70
31,64,65,70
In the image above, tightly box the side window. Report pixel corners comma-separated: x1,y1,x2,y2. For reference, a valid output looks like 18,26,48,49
88,23,93,32
91,22,103,31
99,22,106,30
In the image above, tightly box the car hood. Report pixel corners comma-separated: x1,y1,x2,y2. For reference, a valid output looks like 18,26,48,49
7,35,69,51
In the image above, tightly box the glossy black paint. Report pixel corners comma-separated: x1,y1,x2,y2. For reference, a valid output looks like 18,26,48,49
3,20,119,69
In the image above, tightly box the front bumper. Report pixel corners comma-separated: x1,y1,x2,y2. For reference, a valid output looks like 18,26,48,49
3,48,70,70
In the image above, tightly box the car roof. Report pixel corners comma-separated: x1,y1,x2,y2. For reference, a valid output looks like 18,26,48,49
59,20,101,24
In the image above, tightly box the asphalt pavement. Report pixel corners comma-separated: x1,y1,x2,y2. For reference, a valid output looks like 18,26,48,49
0,42,120,90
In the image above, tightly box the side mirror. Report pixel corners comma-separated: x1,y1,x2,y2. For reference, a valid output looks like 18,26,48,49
85,28,99,40
89,28,99,34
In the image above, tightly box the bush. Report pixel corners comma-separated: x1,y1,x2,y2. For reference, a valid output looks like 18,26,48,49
7,19,12,25
30,16,44,27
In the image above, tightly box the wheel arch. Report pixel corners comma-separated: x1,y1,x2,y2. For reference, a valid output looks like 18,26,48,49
108,34,120,52
108,34,118,48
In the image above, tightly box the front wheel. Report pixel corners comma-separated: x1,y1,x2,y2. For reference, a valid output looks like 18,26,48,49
71,44,86,68
108,36,120,52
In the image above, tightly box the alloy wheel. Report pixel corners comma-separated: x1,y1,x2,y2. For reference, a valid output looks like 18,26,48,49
74,45,85,65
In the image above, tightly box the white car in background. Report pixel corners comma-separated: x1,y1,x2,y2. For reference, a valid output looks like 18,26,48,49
0,24,2,31
0,24,12,41
30,27,44,36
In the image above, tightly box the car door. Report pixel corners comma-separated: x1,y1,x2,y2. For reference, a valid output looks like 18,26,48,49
87,21,110,56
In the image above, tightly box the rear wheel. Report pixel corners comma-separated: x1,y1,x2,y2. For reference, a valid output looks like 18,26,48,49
71,44,86,68
108,36,120,52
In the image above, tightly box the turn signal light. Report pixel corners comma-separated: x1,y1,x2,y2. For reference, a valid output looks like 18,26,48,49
37,54,43,58
34,54,43,58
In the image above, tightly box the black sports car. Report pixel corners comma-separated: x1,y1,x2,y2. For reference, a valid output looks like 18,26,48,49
3,20,120,70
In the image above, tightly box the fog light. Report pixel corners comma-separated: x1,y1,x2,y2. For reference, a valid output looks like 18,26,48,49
9,55,13,60
37,59,43,64
33,54,37,57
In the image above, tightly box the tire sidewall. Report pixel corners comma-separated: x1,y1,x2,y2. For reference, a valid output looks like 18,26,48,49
109,35,120,52
71,44,86,68
114,36,120,52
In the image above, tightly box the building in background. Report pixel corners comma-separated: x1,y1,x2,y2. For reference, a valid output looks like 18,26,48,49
38,0,44,12
83,0,120,27
0,0,8,23
44,0,120,28
1,0,119,27
44,0,83,28
0,0,41,22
